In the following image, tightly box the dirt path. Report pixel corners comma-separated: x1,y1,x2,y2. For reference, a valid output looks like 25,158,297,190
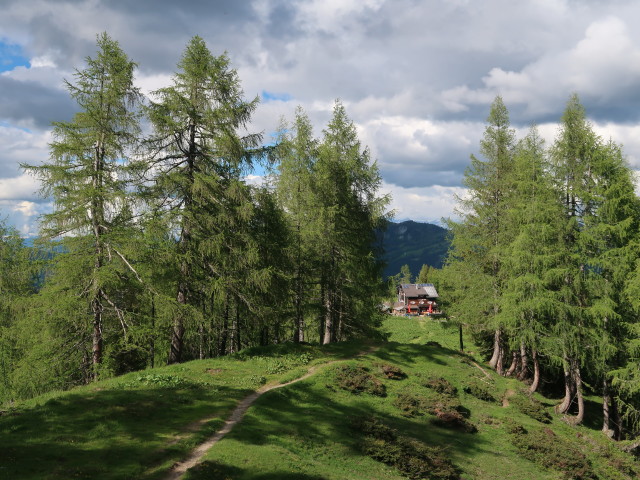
162,345,378,480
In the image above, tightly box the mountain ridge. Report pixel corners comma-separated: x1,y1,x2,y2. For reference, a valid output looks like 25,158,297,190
380,220,449,278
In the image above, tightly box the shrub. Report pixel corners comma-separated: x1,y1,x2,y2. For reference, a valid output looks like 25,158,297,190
463,382,496,403
393,392,477,433
509,425,597,480
334,365,386,397
510,392,551,423
353,416,461,480
424,377,458,397
393,393,428,417
378,363,407,380
431,408,477,433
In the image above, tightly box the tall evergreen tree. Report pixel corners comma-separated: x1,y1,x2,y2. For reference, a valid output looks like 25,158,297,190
548,94,637,425
142,36,260,363
22,32,141,379
446,96,516,374
313,101,389,343
274,108,318,342
497,127,563,391
0,222,33,402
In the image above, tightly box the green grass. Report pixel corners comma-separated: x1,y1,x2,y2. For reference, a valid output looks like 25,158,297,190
1,318,638,479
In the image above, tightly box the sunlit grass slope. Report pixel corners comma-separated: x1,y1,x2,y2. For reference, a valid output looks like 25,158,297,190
1,317,638,480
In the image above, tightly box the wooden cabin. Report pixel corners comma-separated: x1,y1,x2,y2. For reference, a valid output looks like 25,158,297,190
393,283,440,316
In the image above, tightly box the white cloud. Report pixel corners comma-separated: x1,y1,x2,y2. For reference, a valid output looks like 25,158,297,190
382,182,465,224
440,16,640,117
12,200,37,216
0,174,41,200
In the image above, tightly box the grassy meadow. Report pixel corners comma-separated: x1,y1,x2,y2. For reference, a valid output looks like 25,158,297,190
1,317,638,479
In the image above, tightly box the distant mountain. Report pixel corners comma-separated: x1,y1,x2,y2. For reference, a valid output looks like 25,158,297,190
379,220,449,279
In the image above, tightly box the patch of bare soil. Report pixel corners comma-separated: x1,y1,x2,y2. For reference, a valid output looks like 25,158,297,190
502,389,516,407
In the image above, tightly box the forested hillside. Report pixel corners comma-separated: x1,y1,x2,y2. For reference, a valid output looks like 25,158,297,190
0,34,390,405
380,220,449,278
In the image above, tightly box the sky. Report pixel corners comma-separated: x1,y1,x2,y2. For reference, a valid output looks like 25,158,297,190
3,0,640,235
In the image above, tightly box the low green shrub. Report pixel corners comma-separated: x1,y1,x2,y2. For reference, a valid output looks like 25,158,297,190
334,365,386,397
393,392,477,433
393,393,428,417
424,376,458,397
378,363,407,380
353,416,461,480
510,392,551,423
509,425,598,480
463,382,496,403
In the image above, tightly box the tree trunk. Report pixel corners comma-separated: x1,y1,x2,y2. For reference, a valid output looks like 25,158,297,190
198,321,205,360
294,229,304,343
319,273,325,343
488,329,503,374
336,289,343,342
518,343,529,381
168,281,187,364
323,287,333,345
613,395,623,441
567,362,585,425
556,355,574,414
603,378,614,438
505,351,518,376
150,295,155,368
220,295,229,355
91,294,103,380
529,349,540,394
458,323,464,352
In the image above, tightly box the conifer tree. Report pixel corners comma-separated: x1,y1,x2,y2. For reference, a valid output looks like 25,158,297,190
22,32,141,379
142,36,260,363
313,101,389,343
446,96,516,374
548,94,638,425
0,222,33,402
498,127,563,391
274,108,318,342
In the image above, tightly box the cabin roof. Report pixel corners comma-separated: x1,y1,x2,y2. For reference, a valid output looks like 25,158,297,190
399,283,439,298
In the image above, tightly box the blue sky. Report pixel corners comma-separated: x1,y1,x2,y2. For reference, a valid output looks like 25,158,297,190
0,40,30,72
3,1,640,235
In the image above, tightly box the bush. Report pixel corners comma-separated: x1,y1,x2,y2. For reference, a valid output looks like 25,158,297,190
378,363,407,380
334,365,386,397
393,392,477,433
510,392,551,423
509,425,597,480
463,382,496,403
353,416,461,480
424,377,458,397
393,393,428,417
431,408,477,433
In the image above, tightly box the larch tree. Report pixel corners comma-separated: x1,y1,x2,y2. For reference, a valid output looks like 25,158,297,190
274,108,318,342
548,94,637,425
142,36,261,363
497,127,564,392
582,139,639,436
0,222,34,402
446,96,516,374
22,32,141,379
310,101,389,344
